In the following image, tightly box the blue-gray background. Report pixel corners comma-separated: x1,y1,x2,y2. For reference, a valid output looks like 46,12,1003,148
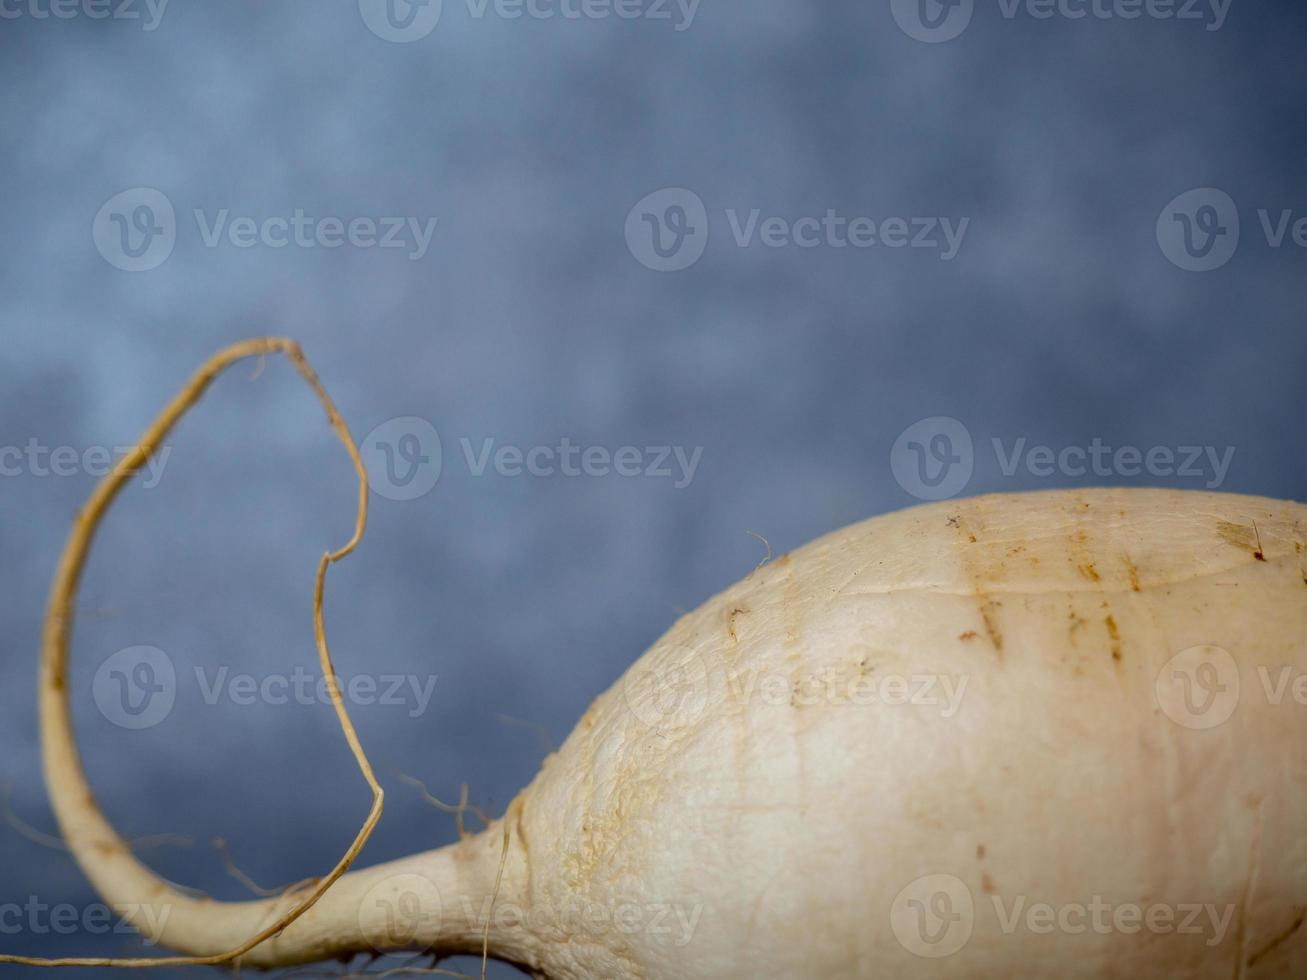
1,1,1304,976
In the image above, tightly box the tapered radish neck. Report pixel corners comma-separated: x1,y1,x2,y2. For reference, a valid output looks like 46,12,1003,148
4,341,1305,978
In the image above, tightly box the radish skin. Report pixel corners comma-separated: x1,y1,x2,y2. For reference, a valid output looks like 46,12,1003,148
4,350,1305,976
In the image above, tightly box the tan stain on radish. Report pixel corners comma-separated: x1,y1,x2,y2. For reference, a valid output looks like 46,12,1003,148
1105,613,1122,663
723,604,749,649
949,507,1006,658
1122,554,1142,592
1248,909,1307,969
778,551,816,823
1218,519,1266,561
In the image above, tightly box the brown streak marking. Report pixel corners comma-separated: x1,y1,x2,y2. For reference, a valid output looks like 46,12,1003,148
1105,615,1122,662
1247,910,1306,968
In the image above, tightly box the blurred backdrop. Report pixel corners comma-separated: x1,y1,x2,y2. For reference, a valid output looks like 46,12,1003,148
1,1,1304,976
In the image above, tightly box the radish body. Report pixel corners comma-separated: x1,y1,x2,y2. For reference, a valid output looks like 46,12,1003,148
35,488,1307,977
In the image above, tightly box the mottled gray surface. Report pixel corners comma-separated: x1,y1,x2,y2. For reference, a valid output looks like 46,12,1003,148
1,1,1304,976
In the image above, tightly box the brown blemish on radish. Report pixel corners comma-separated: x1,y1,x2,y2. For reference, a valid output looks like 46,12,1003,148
1218,519,1268,561
1247,910,1306,969
980,601,1004,655
724,605,750,647
1122,555,1141,592
1105,615,1122,662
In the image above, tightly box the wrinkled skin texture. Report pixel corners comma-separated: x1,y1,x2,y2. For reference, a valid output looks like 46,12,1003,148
34,489,1307,977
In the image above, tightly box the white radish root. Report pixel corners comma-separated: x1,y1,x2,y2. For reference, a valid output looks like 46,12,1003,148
3,341,1306,978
